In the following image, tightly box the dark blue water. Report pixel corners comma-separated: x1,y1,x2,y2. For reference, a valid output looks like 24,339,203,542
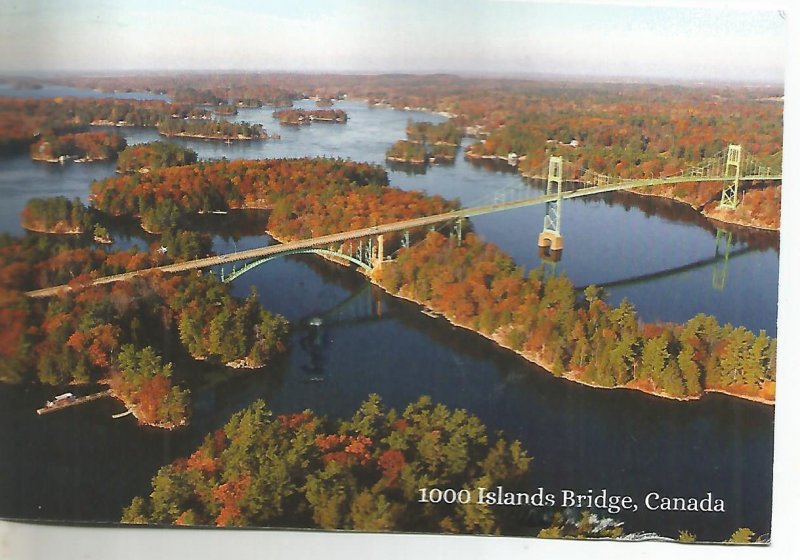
0,87,777,541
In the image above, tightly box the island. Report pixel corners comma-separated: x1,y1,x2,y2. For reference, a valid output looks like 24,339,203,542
116,141,198,174
214,104,238,116
272,108,347,125
21,196,93,234
157,118,273,141
0,97,267,157
386,120,463,165
30,131,127,163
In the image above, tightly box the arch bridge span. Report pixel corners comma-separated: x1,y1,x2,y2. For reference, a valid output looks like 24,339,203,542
220,247,373,283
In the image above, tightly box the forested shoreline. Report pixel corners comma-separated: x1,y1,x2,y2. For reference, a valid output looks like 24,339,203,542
38,74,782,233
121,395,765,541
85,156,777,404
373,231,775,404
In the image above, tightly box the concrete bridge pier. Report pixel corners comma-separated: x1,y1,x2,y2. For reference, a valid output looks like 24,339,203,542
537,231,563,251
537,232,563,262
371,234,385,274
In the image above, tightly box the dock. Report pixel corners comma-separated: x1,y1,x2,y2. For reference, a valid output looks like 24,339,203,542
36,389,113,415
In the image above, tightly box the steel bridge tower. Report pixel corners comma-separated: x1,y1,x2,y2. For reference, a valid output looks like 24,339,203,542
719,144,742,209
538,156,564,252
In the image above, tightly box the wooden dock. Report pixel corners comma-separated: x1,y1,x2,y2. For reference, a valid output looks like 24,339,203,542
36,389,113,415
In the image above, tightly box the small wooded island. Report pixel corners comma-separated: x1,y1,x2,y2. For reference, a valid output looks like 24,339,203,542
21,196,93,234
386,120,463,164
213,104,238,116
116,141,198,174
157,118,274,141
30,131,127,163
272,108,348,125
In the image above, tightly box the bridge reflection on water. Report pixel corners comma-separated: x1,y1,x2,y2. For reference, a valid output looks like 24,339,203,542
284,221,743,387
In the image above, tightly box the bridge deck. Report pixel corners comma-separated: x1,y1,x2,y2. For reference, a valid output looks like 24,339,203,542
23,173,781,298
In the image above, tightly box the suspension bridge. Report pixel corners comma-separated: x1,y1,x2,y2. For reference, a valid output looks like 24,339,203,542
24,144,780,299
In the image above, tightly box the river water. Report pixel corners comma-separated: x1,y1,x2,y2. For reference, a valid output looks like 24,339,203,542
0,89,778,541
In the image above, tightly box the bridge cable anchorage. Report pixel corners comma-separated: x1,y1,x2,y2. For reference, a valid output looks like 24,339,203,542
538,155,564,253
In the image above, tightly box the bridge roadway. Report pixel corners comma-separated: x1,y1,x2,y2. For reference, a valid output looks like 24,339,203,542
24,173,781,299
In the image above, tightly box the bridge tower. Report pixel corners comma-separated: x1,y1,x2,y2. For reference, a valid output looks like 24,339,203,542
538,156,564,253
719,144,742,209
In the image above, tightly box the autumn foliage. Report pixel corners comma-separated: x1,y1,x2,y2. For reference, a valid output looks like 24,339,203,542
116,141,197,174
0,250,288,425
375,231,776,401
89,158,455,235
30,131,127,161
122,395,531,534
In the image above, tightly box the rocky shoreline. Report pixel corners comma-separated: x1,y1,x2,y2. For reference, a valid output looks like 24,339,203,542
22,221,84,235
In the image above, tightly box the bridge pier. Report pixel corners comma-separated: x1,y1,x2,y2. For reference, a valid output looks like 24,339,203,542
373,234,384,272
452,219,463,246
537,231,564,252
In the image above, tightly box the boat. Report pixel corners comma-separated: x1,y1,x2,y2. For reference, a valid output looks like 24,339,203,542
46,392,76,408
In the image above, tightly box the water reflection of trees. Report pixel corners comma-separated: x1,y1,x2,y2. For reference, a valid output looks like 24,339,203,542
387,160,429,175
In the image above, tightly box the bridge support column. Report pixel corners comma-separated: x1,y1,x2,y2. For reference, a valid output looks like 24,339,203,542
719,144,742,209
452,218,463,246
373,235,384,271
538,156,564,253
402,231,410,249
